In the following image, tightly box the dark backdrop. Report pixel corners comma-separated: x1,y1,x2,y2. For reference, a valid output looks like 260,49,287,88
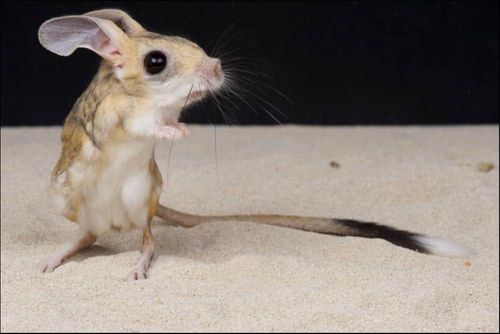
1,1,498,126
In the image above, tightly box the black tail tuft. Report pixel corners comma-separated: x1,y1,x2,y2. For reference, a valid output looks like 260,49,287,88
331,219,431,254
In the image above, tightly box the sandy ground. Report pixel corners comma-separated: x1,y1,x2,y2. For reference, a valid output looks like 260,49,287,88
1,125,498,332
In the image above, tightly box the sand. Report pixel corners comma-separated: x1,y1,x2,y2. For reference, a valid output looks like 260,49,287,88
1,125,498,332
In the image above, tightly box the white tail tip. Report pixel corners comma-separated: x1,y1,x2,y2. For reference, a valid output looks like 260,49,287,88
415,235,475,258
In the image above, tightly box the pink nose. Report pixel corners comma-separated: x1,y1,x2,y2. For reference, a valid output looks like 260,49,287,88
212,59,222,77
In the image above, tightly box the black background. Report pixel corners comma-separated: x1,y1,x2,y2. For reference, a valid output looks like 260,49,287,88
1,1,498,126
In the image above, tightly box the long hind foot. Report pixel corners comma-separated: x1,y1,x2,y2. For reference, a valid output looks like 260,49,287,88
39,255,64,273
127,260,151,281
39,232,96,273
127,225,155,281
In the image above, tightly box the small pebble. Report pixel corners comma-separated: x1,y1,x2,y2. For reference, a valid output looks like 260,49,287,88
476,162,495,173
329,161,340,168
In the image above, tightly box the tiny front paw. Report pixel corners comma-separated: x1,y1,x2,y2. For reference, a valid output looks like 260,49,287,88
154,123,190,140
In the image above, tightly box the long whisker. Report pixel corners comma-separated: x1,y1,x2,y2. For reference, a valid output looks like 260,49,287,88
225,70,293,107
211,17,245,57
198,84,221,190
218,80,259,118
214,124,220,188
165,83,195,207
224,77,286,123
214,44,257,59
224,67,275,81
218,81,259,120
214,55,292,125
220,57,268,67
182,83,195,110
202,77,238,124
165,140,175,206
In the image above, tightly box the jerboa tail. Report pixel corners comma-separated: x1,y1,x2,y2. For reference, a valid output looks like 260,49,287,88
155,205,472,257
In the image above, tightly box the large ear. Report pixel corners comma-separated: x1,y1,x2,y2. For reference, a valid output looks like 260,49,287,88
84,9,145,36
38,15,129,64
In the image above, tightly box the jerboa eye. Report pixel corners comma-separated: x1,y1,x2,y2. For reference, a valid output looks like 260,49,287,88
144,51,167,74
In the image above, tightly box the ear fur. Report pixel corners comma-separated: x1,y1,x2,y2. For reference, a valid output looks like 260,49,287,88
84,9,146,36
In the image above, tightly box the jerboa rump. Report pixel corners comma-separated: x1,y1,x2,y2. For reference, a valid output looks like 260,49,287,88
156,205,472,258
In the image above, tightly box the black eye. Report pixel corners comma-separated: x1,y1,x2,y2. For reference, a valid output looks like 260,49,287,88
144,51,167,74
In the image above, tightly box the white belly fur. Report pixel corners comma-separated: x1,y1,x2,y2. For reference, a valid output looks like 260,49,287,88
70,138,156,236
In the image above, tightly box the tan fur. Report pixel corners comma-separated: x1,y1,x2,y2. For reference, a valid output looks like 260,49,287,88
155,204,353,235
48,39,195,225
50,63,126,221
39,9,226,279
147,156,163,222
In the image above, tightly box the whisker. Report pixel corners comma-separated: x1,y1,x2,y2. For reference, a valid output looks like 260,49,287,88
224,67,275,81
165,140,175,203
202,77,238,124
214,124,220,188
165,83,195,208
182,83,195,111
218,80,260,118
220,57,268,67
226,79,287,122
225,70,290,105
216,90,241,113
211,17,245,57
214,44,258,59
198,85,221,190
